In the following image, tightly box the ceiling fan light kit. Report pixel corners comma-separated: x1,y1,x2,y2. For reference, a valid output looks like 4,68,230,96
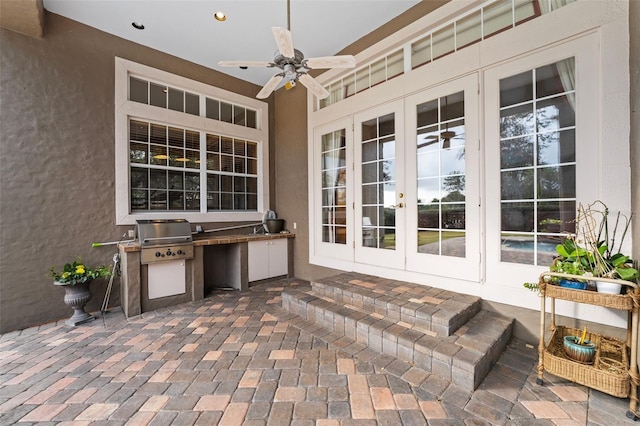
217,0,356,99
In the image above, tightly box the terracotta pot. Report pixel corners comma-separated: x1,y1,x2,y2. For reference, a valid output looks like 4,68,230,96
55,280,95,326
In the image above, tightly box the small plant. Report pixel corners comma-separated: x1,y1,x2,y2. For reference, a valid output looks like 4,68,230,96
523,282,540,293
49,257,111,285
549,239,592,279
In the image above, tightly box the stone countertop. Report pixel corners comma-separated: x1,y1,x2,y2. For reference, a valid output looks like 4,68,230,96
118,232,294,252
193,232,294,246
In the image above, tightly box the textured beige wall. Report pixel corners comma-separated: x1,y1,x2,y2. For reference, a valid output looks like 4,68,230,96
0,0,44,38
272,85,343,282
0,12,269,333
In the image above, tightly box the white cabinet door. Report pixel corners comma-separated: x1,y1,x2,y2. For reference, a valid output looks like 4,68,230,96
147,260,186,299
248,241,270,282
268,239,288,277
248,239,288,282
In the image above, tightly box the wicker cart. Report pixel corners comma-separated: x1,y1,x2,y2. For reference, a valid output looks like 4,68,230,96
536,272,640,420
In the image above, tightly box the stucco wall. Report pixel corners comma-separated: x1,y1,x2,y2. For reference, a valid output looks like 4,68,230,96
0,12,270,333
272,87,343,282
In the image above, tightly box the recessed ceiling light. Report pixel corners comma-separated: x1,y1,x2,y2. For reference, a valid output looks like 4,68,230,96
131,22,145,30
213,12,226,22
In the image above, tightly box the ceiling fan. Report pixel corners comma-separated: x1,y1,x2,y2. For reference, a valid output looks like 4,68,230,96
217,0,356,99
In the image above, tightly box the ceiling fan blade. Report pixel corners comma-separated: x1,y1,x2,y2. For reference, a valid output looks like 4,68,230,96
218,61,273,68
298,73,330,99
304,55,356,69
256,74,284,99
272,27,295,58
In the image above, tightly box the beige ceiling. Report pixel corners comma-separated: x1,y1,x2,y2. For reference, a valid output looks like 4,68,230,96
1,1,450,88
38,0,425,86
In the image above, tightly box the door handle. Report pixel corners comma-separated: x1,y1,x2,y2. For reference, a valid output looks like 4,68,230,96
391,203,404,208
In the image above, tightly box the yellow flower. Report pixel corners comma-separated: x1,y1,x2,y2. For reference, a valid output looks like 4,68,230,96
62,272,71,279
75,265,85,275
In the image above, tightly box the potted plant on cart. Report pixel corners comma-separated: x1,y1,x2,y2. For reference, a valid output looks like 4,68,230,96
49,257,111,326
524,201,638,294
574,201,639,293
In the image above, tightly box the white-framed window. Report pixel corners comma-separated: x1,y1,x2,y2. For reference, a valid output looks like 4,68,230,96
115,58,269,225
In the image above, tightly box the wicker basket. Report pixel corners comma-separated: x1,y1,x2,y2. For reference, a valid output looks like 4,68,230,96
543,284,634,310
543,326,630,398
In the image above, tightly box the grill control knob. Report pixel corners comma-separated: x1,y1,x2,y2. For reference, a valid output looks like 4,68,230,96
166,250,172,256
155,252,161,257
177,249,184,255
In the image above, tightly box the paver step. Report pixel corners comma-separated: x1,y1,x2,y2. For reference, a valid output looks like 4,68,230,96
311,273,481,337
281,276,514,392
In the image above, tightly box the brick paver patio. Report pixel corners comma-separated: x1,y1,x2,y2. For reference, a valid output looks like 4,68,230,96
0,278,636,425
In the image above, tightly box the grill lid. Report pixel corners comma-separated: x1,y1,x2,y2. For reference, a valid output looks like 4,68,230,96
136,219,193,247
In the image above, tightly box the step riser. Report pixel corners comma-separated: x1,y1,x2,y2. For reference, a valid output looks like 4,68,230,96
282,289,514,391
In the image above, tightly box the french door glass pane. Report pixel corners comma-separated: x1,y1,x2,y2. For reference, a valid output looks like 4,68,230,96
361,114,396,249
499,57,576,265
321,130,347,244
415,91,466,258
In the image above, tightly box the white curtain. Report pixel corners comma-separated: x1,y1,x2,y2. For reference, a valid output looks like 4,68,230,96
556,57,576,110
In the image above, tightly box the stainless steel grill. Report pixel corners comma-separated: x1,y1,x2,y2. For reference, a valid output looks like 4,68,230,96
136,219,194,264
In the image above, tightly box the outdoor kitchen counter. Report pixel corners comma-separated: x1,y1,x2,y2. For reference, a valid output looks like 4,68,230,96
118,233,294,319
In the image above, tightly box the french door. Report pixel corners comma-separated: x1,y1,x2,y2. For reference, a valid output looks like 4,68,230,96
314,77,480,279
354,101,405,268
404,75,480,281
